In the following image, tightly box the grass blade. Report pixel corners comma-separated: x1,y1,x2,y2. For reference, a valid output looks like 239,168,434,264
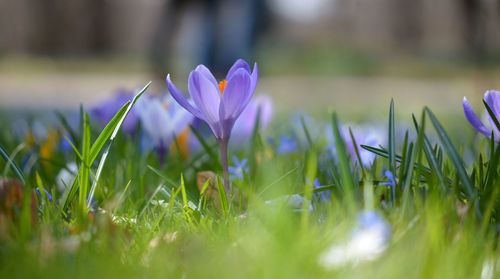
332,113,356,211
348,127,365,179
412,114,447,192
78,113,91,215
0,143,26,184
55,110,79,147
388,99,396,205
216,176,229,217
360,144,447,182
249,107,262,177
425,108,476,202
147,165,198,202
88,101,130,163
87,82,151,207
300,116,313,148
483,100,500,133
189,125,218,165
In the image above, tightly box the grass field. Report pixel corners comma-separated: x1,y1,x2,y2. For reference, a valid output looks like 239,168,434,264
0,57,499,278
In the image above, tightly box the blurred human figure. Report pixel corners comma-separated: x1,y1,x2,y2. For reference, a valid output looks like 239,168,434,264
460,0,486,61
391,0,421,51
149,0,268,81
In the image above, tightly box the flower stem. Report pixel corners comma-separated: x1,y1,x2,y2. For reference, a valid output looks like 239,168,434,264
219,138,231,194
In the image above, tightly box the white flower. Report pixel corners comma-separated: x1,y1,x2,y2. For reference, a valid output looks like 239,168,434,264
56,162,78,192
319,211,391,269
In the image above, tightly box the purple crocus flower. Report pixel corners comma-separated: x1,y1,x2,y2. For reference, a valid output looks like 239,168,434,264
231,95,273,145
463,90,500,140
167,59,258,141
167,59,258,191
90,89,139,134
135,94,194,162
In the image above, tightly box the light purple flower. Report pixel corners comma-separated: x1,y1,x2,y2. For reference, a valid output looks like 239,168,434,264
136,94,194,151
90,89,139,134
166,59,258,141
167,59,258,192
463,90,500,140
231,95,273,142
326,123,386,167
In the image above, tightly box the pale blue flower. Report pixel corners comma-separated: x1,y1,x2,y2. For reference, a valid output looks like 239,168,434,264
228,156,249,181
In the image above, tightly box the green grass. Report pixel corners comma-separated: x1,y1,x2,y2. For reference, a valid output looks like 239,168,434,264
0,86,499,278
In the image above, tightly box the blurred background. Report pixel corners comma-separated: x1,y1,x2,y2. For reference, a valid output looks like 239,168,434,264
1,0,500,118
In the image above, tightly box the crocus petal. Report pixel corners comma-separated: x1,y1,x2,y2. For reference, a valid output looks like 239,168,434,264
189,70,222,137
218,104,236,140
226,59,251,80
170,108,194,136
195,65,219,89
250,62,258,93
220,68,251,120
258,95,273,129
232,95,273,141
90,90,139,134
166,75,204,120
484,90,500,134
484,90,500,114
138,98,172,145
218,69,252,140
226,60,258,94
463,96,491,136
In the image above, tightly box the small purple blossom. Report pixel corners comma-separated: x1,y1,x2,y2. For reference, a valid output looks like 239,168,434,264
167,59,258,141
231,95,273,145
136,94,194,150
381,170,397,188
463,90,500,140
228,156,249,181
90,89,139,134
167,59,258,192
274,135,298,154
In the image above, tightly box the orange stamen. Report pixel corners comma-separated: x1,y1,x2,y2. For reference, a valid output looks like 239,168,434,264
218,80,227,94
170,128,190,160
